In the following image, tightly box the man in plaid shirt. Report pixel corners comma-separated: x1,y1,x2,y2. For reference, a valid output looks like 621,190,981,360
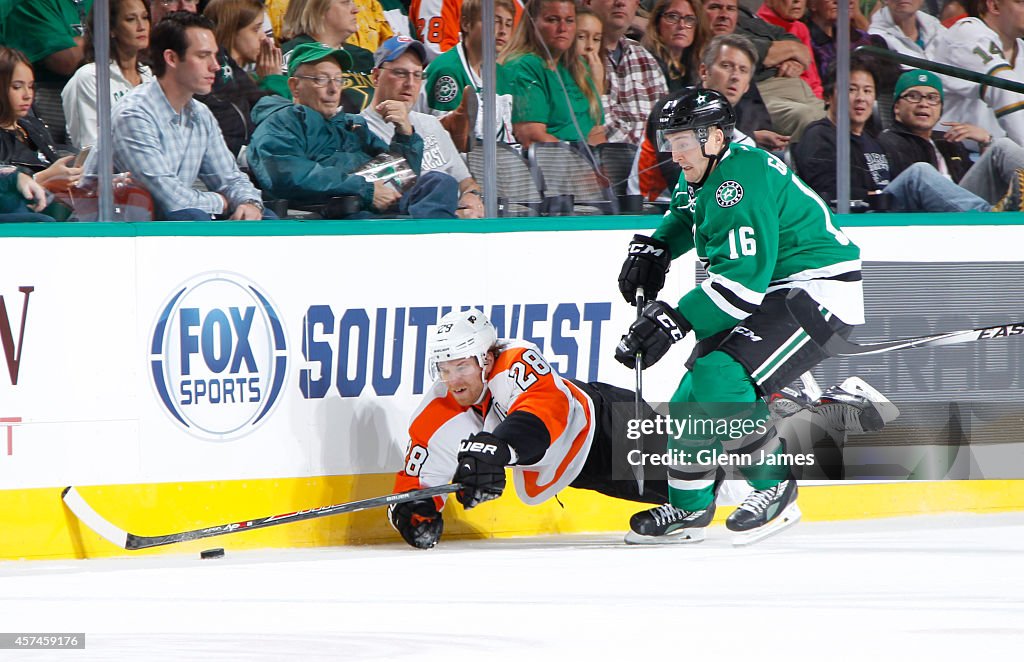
85,12,269,221
587,0,669,146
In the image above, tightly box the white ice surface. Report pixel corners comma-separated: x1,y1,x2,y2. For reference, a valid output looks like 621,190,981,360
2,512,1023,661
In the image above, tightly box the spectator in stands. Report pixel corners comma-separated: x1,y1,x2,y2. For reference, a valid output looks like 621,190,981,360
0,166,56,222
281,0,376,113
502,0,605,148
362,37,483,218
349,0,394,53
881,69,1024,206
642,0,709,92
868,0,946,62
410,0,465,61
63,0,155,151
584,0,669,145
152,0,199,25
197,0,288,157
247,42,460,217
577,8,608,95
709,0,807,81
932,0,1024,146
0,48,81,191
631,32,760,200
805,0,891,81
4,0,96,145
83,12,269,220
4,0,92,84
423,0,517,148
794,59,1016,212
757,0,824,98
706,0,825,140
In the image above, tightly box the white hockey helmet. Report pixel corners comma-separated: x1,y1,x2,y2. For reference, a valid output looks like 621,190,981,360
427,308,498,382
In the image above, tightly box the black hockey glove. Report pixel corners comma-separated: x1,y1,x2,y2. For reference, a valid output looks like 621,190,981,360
453,432,512,509
615,300,692,369
388,498,444,549
618,234,672,305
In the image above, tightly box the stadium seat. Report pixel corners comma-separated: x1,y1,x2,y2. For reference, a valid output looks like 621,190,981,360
593,142,644,212
466,143,547,216
33,84,70,148
527,142,618,215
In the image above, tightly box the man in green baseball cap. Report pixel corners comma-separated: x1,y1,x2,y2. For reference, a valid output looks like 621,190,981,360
881,68,1024,211
286,42,354,78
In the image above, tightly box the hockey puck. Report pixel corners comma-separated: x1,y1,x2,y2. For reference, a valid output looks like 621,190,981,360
200,548,224,559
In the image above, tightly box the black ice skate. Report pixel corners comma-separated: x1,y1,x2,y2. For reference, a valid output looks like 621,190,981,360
624,502,716,545
726,480,800,546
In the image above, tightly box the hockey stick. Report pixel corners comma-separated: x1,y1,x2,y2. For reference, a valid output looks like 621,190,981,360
61,483,462,551
785,289,1024,357
633,287,646,494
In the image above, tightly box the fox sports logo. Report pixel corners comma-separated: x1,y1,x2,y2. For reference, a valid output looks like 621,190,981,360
150,272,288,440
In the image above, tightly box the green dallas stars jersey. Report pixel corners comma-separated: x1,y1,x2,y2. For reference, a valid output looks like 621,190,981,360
653,143,864,340
423,43,515,142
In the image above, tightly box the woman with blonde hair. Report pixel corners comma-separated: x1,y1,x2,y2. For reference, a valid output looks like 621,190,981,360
575,7,606,96
501,0,604,148
643,0,709,92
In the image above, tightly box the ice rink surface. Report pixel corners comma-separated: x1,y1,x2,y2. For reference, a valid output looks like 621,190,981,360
2,512,1023,661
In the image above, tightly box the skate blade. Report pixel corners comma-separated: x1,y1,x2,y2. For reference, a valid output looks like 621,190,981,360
624,527,707,545
730,503,801,547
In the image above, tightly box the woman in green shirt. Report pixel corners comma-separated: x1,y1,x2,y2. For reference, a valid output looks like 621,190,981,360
500,0,605,148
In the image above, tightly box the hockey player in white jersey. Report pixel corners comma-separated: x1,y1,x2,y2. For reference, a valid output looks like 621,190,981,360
388,308,673,549
933,2,1024,145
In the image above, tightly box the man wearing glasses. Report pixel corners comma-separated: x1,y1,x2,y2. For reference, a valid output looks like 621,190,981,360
247,41,461,218
83,11,269,220
362,36,484,218
880,69,1024,208
794,59,1020,212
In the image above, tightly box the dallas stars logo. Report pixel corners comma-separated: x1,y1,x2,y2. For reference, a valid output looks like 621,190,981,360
715,180,743,207
434,75,459,104
696,92,707,105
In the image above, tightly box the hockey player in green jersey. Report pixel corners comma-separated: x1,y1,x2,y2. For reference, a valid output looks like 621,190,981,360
614,88,865,545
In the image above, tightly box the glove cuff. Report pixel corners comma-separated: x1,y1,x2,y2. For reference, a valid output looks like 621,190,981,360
663,303,693,337
460,432,514,466
632,233,671,253
645,300,693,341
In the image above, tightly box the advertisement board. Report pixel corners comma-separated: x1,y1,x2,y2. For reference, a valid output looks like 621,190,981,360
4,225,1024,490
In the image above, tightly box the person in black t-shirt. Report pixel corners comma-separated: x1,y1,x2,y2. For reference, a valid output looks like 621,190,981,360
794,58,999,213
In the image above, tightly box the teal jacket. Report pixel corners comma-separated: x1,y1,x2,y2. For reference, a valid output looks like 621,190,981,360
247,96,424,208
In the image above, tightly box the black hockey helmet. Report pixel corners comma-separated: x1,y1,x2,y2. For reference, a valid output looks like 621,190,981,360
656,88,737,151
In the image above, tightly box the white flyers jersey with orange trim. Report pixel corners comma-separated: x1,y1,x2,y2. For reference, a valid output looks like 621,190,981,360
410,0,460,61
394,340,596,507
